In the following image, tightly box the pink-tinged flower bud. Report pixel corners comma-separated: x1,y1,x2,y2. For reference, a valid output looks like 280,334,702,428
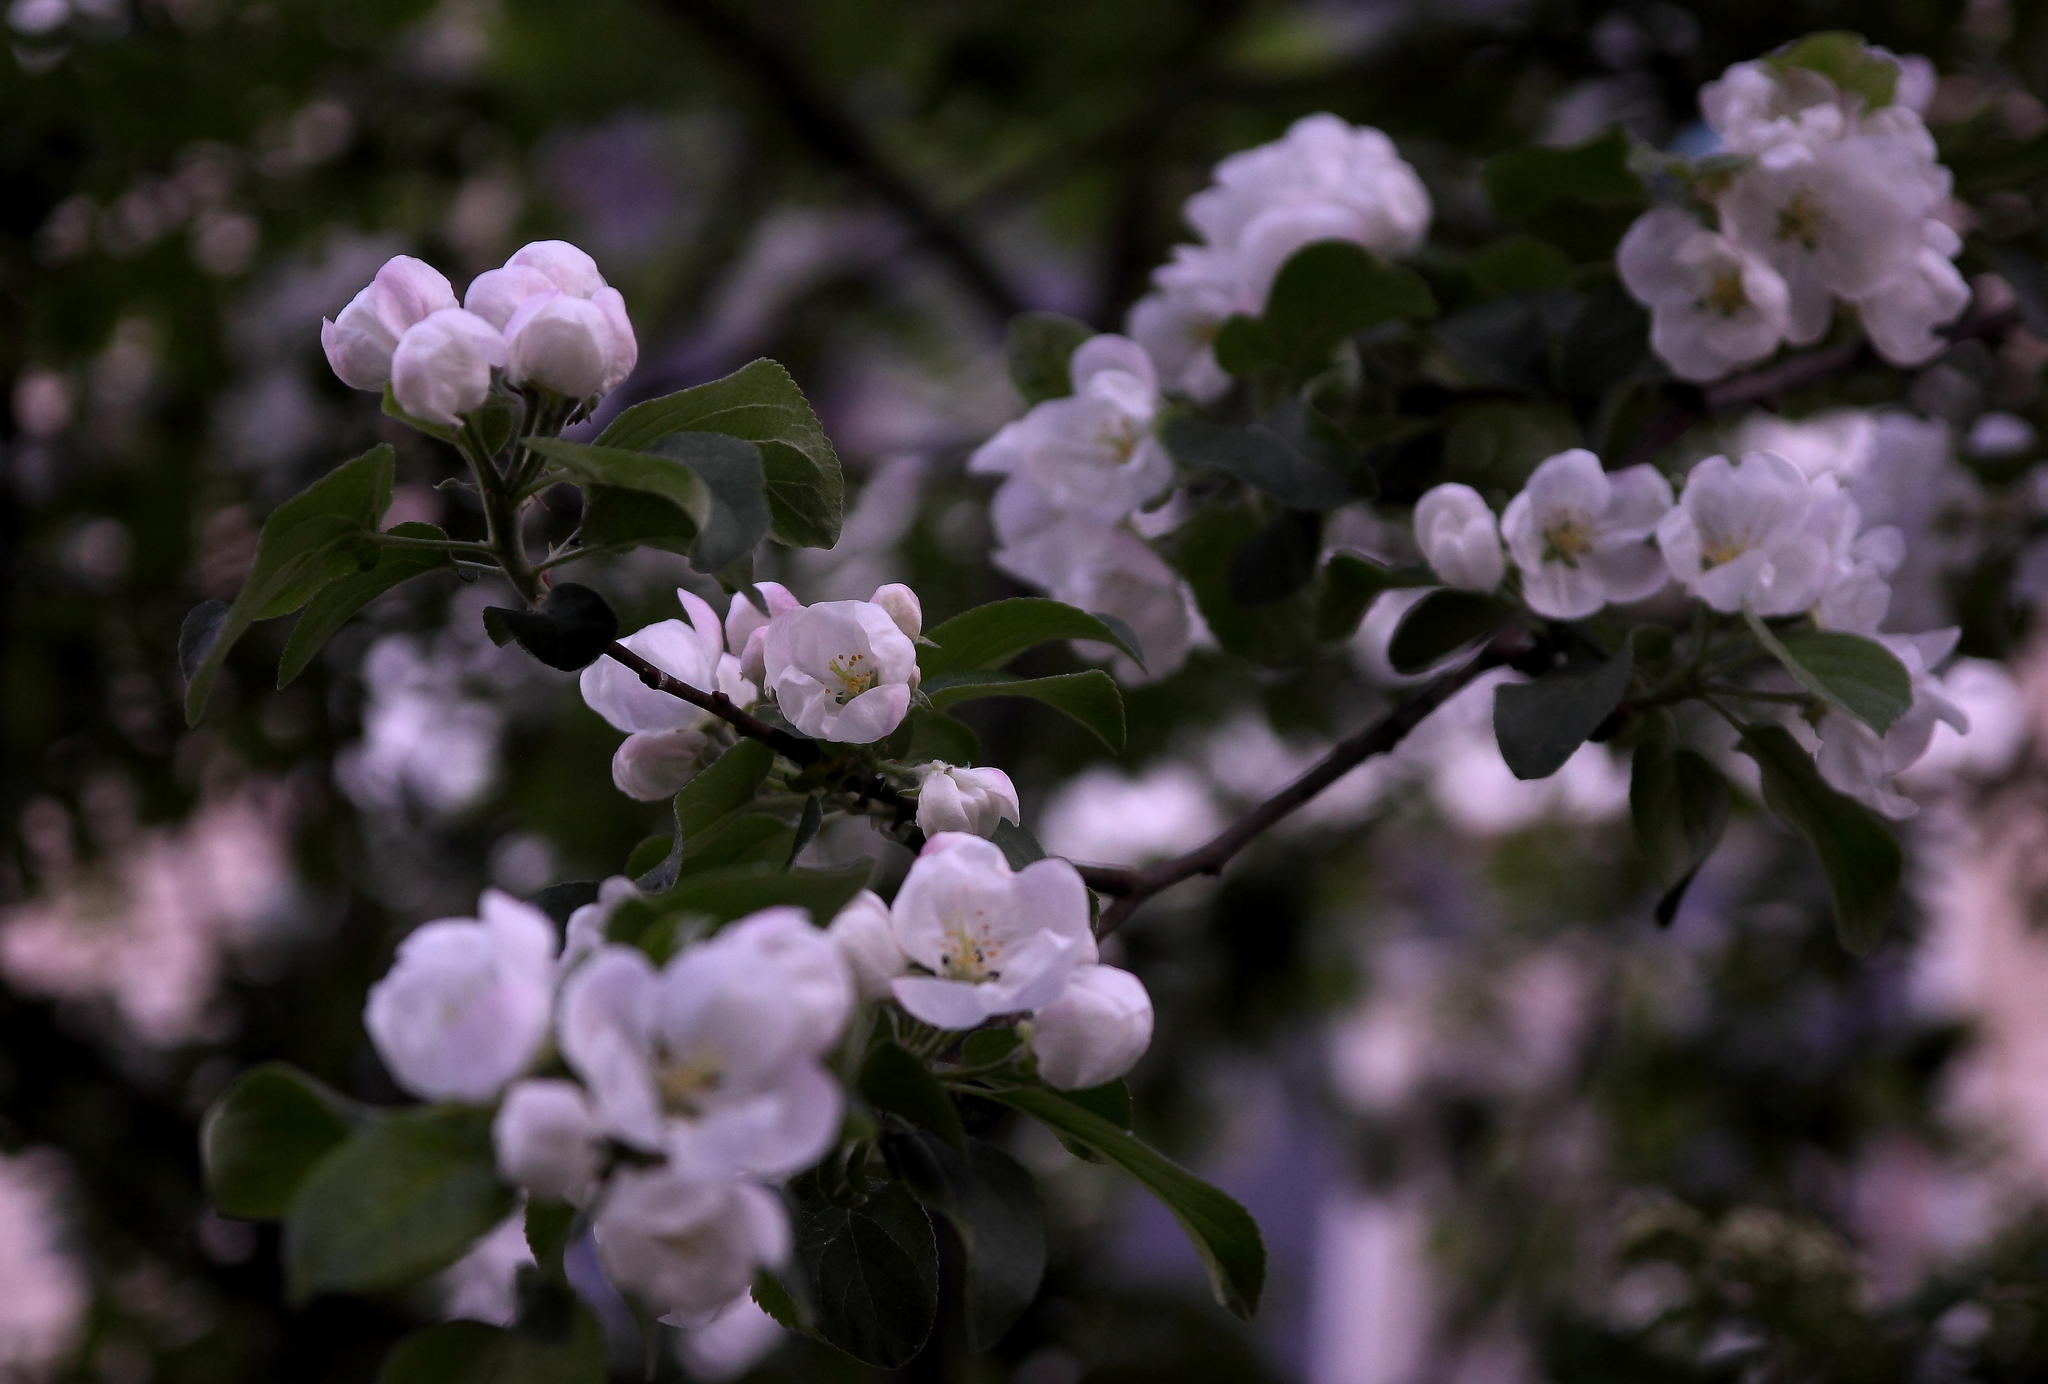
1028,964,1154,1089
508,239,606,297
505,293,614,399
591,285,639,393
724,582,800,657
611,727,709,801
493,1079,603,1203
391,308,507,427
870,583,922,641
463,264,557,330
319,254,457,391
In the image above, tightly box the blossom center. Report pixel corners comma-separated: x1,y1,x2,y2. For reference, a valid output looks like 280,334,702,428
654,1051,725,1116
936,910,1005,983
826,652,876,704
1541,516,1596,567
1097,417,1141,465
1701,269,1751,317
1700,536,1750,569
1774,191,1825,251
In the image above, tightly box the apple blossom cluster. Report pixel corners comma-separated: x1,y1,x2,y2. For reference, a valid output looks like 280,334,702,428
967,117,1433,684
1412,445,1971,818
321,241,638,424
1618,44,1967,382
358,835,1152,1324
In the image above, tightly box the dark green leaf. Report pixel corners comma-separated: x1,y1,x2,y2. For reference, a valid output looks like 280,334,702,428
184,445,393,724
1226,509,1322,604
900,708,982,765
1005,312,1096,404
278,523,453,686
380,384,457,444
919,597,1145,677
648,432,770,571
523,1199,575,1280
1212,314,1282,377
752,1269,814,1337
1388,590,1515,675
1482,128,1642,221
1630,734,1730,926
285,1106,513,1303
376,1307,605,1384
1041,1079,1134,1163
1168,506,1320,666
483,583,619,671
1492,642,1633,780
525,437,716,552
789,795,825,866
1737,724,1903,955
677,812,795,872
790,1174,939,1369
201,1063,363,1221
577,485,700,557
994,1088,1264,1319
648,862,875,945
858,1042,966,1152
923,670,1125,752
890,1135,1046,1351
1743,613,1913,735
1261,239,1437,368
634,740,777,892
179,599,230,683
1316,553,1425,641
529,881,600,927
1161,414,1346,510
596,358,842,549
990,819,1046,870
1767,32,1897,109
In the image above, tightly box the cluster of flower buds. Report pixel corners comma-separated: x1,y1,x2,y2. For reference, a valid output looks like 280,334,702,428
1413,443,1971,819
320,241,638,425
1619,43,1967,381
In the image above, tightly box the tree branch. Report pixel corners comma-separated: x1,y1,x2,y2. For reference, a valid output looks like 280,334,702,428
1083,643,1514,936
602,641,821,766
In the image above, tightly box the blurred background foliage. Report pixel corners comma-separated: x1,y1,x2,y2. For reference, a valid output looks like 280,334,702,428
6,0,2048,1380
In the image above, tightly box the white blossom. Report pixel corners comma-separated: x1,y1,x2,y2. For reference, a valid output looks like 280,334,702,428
320,254,457,391
1499,450,1672,619
888,834,1096,1029
1813,629,1969,818
1617,209,1791,382
1125,245,1238,403
0,1152,86,1376
556,909,850,1178
1027,963,1154,1090
913,762,1021,839
760,594,920,744
563,875,640,970
593,1166,790,1326
580,589,729,735
969,334,1172,518
492,1079,603,1204
1655,450,1832,616
508,239,608,297
390,307,505,426
1854,223,1971,367
1413,483,1505,593
363,890,557,1102
869,582,923,641
466,240,638,397
827,890,907,1003
611,728,711,802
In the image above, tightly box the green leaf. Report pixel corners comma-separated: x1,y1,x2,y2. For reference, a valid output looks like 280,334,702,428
899,707,982,765
1629,733,1730,926
789,794,825,866
1160,414,1347,510
577,485,700,557
634,740,778,892
525,437,716,551
994,1088,1265,1319
647,862,876,948
989,819,1046,870
678,812,795,872
1736,724,1903,955
1767,32,1897,110
790,1174,939,1369
1040,1079,1135,1164
524,1199,576,1280
919,597,1145,677
279,523,453,686
596,358,843,549
1005,311,1097,404
1167,505,1320,667
1226,508,1322,604
1742,613,1913,735
483,583,619,671
201,1063,363,1221
284,1105,514,1303
1316,553,1424,641
381,383,458,444
183,445,393,724
1482,128,1642,222
924,670,1126,752
1260,239,1438,369
752,1269,814,1337
1492,642,1633,780
376,1308,605,1384
647,432,770,571
1387,590,1515,675
889,1134,1046,1351
858,1041,966,1152
1212,314,1283,377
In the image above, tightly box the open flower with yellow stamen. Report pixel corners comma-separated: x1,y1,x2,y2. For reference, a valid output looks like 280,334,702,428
760,590,921,744
969,333,1172,518
1655,450,1833,615
1618,208,1793,383
888,834,1097,1030
1499,449,1673,620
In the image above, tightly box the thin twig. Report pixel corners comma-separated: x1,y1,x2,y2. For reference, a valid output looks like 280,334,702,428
601,641,823,767
1084,641,1517,936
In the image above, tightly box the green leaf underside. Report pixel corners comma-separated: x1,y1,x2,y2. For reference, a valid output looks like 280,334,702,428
279,523,452,686
596,358,843,549
891,1133,1047,1351
1492,643,1633,780
1629,737,1731,926
201,1063,361,1221
920,597,1145,677
791,1175,939,1369
1736,723,1903,955
1387,589,1514,675
1768,32,1898,110
1743,612,1913,735
993,1088,1265,1319
184,444,394,724
858,1041,967,1152
923,669,1126,752
649,432,770,571
284,1105,512,1303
